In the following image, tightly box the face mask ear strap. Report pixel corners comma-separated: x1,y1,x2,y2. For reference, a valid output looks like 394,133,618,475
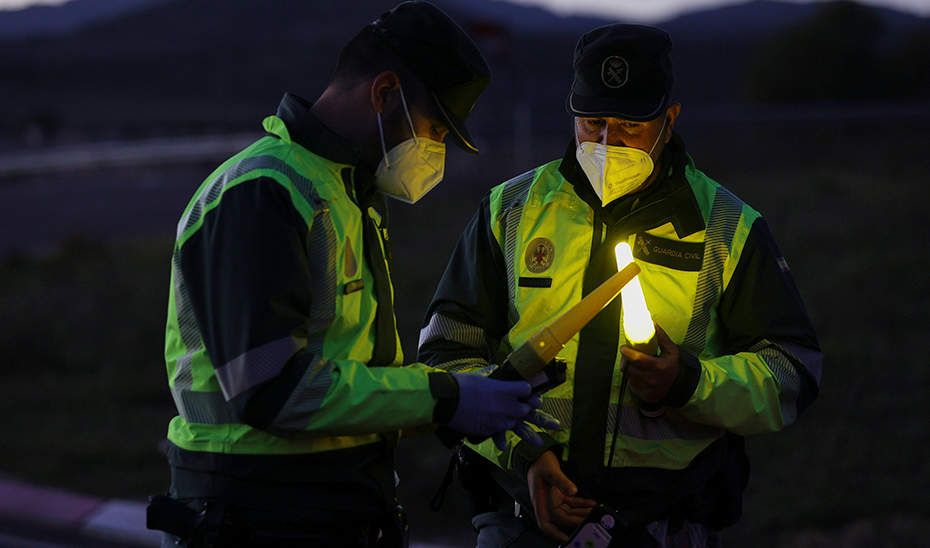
648,113,669,156
376,112,391,168
397,84,419,145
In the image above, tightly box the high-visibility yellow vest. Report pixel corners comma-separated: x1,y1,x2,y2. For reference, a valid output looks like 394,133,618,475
165,114,434,456
467,158,795,472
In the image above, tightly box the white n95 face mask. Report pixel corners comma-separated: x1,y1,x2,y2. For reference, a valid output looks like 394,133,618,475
374,86,446,204
575,114,667,206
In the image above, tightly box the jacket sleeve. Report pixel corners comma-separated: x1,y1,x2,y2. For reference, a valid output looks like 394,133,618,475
417,196,511,373
179,177,441,436
667,217,823,435
418,196,562,473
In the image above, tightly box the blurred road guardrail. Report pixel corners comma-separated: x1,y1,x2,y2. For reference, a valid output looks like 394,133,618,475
0,133,257,179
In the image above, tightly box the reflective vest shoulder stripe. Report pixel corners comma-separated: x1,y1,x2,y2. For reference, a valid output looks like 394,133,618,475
490,168,538,326
170,151,334,425
682,186,744,355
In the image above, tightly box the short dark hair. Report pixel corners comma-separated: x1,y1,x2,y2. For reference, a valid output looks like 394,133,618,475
332,28,415,92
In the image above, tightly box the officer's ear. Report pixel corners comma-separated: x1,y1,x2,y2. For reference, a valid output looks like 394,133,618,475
370,70,400,115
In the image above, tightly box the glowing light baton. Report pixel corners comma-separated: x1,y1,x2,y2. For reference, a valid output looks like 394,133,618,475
614,242,663,417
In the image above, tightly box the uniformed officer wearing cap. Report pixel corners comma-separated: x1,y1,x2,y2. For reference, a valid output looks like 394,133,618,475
148,2,557,546
419,24,822,547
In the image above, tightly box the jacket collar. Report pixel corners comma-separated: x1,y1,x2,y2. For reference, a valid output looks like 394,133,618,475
274,93,380,207
558,132,705,238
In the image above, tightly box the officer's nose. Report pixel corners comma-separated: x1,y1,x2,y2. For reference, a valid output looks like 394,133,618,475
604,121,627,147
605,132,627,147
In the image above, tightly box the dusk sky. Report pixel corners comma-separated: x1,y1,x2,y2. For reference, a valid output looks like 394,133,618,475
1,0,929,20
505,0,930,20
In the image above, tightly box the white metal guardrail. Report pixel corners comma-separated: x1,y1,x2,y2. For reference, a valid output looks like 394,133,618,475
0,133,257,179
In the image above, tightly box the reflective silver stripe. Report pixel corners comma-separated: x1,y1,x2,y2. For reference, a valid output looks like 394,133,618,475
497,170,536,325
270,356,335,432
172,252,201,378
752,341,802,426
546,395,722,445
178,389,237,424
433,356,490,373
171,153,328,424
541,397,574,430
214,336,299,401
169,248,218,423
778,339,823,385
176,153,324,241
171,351,199,422
418,313,487,350
682,187,742,355
306,208,337,356
607,403,723,441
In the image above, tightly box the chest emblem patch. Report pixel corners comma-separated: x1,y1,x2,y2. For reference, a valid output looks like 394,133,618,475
633,232,704,271
525,237,555,273
344,236,358,278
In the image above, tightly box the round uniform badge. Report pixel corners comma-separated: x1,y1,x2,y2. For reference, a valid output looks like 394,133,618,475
602,55,629,89
525,238,555,273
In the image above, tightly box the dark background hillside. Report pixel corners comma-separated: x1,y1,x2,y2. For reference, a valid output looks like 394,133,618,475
1,1,929,546
2,0,927,145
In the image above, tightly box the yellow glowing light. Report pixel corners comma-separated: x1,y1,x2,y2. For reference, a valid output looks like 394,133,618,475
614,242,655,345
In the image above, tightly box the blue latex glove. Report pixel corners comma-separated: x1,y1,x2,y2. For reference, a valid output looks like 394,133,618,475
510,404,563,448
450,374,561,450
449,373,534,443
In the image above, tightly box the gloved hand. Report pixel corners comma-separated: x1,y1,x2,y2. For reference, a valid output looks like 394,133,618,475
449,374,560,451
510,400,562,448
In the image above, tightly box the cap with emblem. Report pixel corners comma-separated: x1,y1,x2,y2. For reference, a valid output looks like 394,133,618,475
567,24,673,122
367,1,491,153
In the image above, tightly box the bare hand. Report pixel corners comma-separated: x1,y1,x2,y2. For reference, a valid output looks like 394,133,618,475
527,451,597,543
620,324,680,403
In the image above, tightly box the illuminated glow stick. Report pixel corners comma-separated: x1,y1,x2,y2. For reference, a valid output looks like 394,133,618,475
614,242,656,351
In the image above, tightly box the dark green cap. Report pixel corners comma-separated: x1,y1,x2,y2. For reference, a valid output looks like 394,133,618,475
368,1,491,153
567,24,674,121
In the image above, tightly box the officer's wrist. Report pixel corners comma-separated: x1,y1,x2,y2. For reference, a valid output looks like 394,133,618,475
515,439,562,481
658,350,701,408
428,372,459,424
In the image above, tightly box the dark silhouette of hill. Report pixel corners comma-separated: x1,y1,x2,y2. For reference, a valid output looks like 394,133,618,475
665,0,820,38
0,0,609,40
0,0,169,39
663,0,927,44
5,0,922,43
0,0,601,139
1,0,926,144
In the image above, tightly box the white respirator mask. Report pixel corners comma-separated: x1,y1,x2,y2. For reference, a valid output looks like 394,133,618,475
374,85,446,204
575,114,667,206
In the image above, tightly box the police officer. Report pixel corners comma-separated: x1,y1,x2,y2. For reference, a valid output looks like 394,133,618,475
419,24,822,547
149,2,553,546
